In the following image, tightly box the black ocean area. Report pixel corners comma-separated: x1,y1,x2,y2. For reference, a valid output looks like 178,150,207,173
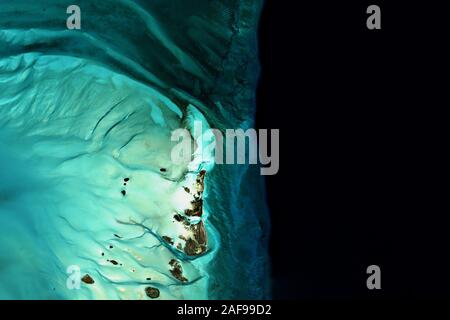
259,1,450,299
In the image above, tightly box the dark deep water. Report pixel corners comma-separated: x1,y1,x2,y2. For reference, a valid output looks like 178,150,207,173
259,1,450,299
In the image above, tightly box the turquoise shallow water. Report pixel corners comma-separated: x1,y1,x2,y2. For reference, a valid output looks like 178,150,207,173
0,0,269,299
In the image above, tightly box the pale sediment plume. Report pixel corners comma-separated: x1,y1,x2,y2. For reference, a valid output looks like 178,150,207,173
1,54,216,299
